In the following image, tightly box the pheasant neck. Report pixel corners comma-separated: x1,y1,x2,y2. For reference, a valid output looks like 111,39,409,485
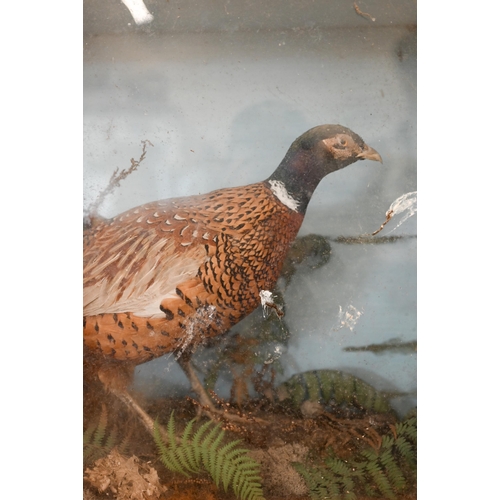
266,149,332,215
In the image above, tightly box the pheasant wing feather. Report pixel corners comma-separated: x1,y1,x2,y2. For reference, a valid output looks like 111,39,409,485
84,201,209,318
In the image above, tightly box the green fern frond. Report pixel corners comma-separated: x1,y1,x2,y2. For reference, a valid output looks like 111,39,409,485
214,439,241,488
294,414,417,499
92,405,108,445
84,405,129,466
103,427,117,451
83,421,98,447
278,370,395,414
365,460,395,499
83,404,108,449
154,412,264,500
394,436,416,467
396,416,417,441
191,418,214,464
220,443,249,491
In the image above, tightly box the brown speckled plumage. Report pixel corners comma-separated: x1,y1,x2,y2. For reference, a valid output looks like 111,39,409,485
84,183,303,362
83,124,382,428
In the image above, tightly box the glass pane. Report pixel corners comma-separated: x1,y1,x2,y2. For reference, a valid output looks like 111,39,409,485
84,2,416,498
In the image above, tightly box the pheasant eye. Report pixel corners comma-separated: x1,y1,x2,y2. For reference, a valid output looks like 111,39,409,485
338,137,347,147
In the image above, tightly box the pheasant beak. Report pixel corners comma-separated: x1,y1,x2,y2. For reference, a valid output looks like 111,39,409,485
357,144,383,163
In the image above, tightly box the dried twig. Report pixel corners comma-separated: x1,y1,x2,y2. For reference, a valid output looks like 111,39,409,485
353,2,376,22
371,191,417,236
85,140,154,219
372,209,394,236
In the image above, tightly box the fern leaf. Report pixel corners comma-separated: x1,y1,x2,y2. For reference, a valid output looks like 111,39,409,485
213,439,242,489
83,420,97,447
200,423,224,478
347,460,367,479
240,474,264,500
191,419,214,465
360,447,378,462
313,484,331,500
232,465,246,497
365,460,396,499
175,443,198,475
380,448,405,490
294,464,328,500
233,459,262,499
181,418,195,445
155,417,190,477
182,440,199,471
103,427,117,451
381,434,394,449
154,413,264,500
397,416,417,441
326,457,351,476
92,404,108,448
337,474,354,495
167,411,177,445
395,436,416,467
294,412,417,500
84,405,128,466
153,419,168,458
209,427,226,477
221,445,248,492
171,417,199,475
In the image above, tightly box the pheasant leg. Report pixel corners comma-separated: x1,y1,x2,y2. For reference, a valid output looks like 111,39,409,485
176,351,267,425
94,361,170,439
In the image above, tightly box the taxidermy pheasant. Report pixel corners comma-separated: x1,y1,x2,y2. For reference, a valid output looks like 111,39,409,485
83,124,382,431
